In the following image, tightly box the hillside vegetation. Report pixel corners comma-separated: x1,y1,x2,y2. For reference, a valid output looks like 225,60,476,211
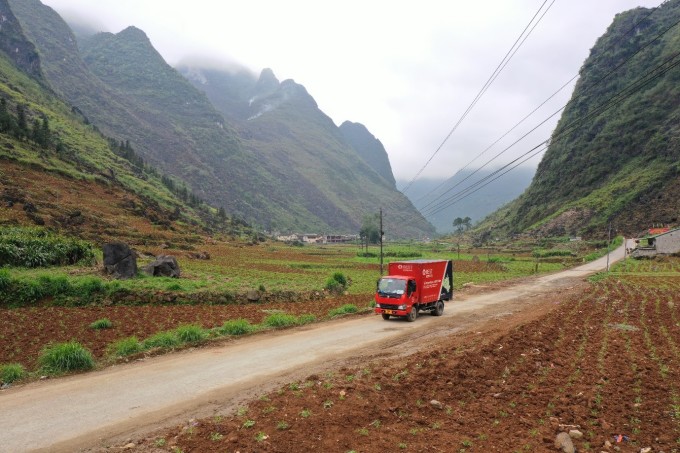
0,28,246,246
8,0,433,238
481,1,680,238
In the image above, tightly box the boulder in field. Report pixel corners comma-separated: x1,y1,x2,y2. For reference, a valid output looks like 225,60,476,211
143,255,180,278
103,242,137,279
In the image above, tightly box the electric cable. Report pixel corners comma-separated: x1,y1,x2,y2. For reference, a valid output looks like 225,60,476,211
415,0,671,212
416,1,678,216
400,0,555,194
420,48,680,216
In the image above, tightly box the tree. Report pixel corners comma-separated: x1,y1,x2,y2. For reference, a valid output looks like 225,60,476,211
0,99,14,132
14,104,28,139
453,216,473,234
360,213,381,250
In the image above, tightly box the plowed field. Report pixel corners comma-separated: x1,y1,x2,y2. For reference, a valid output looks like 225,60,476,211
130,272,680,452
0,294,373,369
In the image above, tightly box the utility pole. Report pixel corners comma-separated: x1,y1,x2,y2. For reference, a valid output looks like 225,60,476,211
379,208,384,276
606,222,612,272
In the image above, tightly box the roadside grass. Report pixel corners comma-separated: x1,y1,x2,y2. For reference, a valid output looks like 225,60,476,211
143,331,181,350
215,319,256,336
328,304,358,318
108,337,143,357
0,363,26,384
39,341,95,374
262,313,301,328
174,324,208,343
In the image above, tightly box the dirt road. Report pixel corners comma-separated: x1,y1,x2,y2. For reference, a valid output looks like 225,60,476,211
0,244,628,453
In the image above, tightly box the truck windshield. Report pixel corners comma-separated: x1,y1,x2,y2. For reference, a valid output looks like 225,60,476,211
377,278,406,296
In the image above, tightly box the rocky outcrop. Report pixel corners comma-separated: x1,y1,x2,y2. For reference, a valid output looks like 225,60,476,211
0,0,42,79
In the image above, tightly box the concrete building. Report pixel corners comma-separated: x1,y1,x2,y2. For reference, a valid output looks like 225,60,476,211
632,227,680,258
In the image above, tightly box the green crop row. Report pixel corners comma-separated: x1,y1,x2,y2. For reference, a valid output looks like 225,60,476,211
0,226,94,268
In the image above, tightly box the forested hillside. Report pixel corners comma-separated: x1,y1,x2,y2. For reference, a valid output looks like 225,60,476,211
482,0,680,238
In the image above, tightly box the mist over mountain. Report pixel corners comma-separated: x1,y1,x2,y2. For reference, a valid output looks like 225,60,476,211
178,63,434,237
8,0,434,238
398,167,534,234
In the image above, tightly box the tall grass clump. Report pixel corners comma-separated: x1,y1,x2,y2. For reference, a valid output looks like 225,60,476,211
263,313,299,328
175,324,208,343
0,363,26,384
39,342,95,374
143,331,181,349
108,337,143,357
297,314,316,325
328,304,358,318
90,318,113,329
217,319,256,336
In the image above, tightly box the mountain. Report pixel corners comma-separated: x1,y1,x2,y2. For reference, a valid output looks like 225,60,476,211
10,0,434,238
0,0,42,79
179,63,434,237
397,167,534,234
0,33,246,247
480,0,680,238
339,121,396,188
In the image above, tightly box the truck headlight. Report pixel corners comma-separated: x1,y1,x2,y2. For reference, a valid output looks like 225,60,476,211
375,304,381,308
397,304,406,310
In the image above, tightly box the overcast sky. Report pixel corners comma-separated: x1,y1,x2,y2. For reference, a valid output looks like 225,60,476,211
42,0,662,184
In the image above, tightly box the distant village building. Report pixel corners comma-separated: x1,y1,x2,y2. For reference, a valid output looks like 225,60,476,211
275,234,300,242
275,233,358,244
632,227,680,258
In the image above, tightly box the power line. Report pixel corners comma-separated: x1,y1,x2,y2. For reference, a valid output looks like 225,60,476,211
415,0,670,211
421,48,680,217
400,0,555,194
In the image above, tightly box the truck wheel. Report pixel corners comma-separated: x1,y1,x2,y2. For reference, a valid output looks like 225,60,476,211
432,300,444,316
406,306,418,322
381,314,390,320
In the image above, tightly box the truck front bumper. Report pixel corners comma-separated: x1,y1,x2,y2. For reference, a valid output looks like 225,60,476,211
375,307,409,317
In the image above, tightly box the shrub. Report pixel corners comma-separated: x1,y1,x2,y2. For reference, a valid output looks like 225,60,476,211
325,272,348,293
328,304,358,318
217,319,255,336
0,268,9,291
39,341,95,374
109,337,143,357
90,318,113,329
0,363,26,384
143,331,181,349
263,313,299,328
175,324,208,343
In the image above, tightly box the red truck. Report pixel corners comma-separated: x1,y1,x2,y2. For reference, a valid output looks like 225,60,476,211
374,259,453,322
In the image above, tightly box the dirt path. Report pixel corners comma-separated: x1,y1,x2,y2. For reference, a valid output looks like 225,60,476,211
0,244,629,453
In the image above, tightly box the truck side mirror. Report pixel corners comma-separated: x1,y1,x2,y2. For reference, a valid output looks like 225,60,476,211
407,280,416,296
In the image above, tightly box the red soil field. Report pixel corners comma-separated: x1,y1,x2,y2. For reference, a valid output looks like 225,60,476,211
126,275,680,453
